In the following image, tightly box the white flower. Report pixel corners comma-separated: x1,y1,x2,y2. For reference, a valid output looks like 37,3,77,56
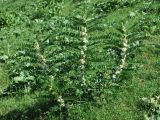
150,98,156,104
82,27,87,33
83,45,87,51
56,36,58,40
81,50,85,55
123,42,128,47
82,55,86,58
123,55,127,59
121,47,127,52
112,74,116,79
35,42,40,51
82,38,89,43
155,95,160,100
81,32,87,36
57,96,62,102
115,70,121,75
80,65,85,69
120,65,123,69
121,59,125,64
57,96,65,107
61,103,65,107
50,76,54,79
80,59,85,64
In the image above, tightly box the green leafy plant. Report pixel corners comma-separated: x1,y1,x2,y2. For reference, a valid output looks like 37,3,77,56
140,92,160,120
1,0,145,105
0,0,159,119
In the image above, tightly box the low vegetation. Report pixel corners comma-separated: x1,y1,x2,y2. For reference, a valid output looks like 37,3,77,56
0,0,159,119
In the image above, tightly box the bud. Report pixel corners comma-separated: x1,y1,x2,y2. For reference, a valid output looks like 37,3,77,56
35,41,40,51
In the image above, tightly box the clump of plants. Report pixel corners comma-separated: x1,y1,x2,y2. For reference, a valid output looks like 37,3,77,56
140,92,160,120
0,0,157,119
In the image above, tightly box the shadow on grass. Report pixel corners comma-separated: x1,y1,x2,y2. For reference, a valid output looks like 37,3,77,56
0,97,59,120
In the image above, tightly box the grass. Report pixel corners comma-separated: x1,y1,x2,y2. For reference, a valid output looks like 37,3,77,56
0,0,160,119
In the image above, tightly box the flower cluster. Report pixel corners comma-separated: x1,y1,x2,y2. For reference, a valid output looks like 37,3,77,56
112,25,129,80
34,41,46,66
142,95,160,120
80,58,85,65
57,96,65,107
80,24,88,85
80,26,88,67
